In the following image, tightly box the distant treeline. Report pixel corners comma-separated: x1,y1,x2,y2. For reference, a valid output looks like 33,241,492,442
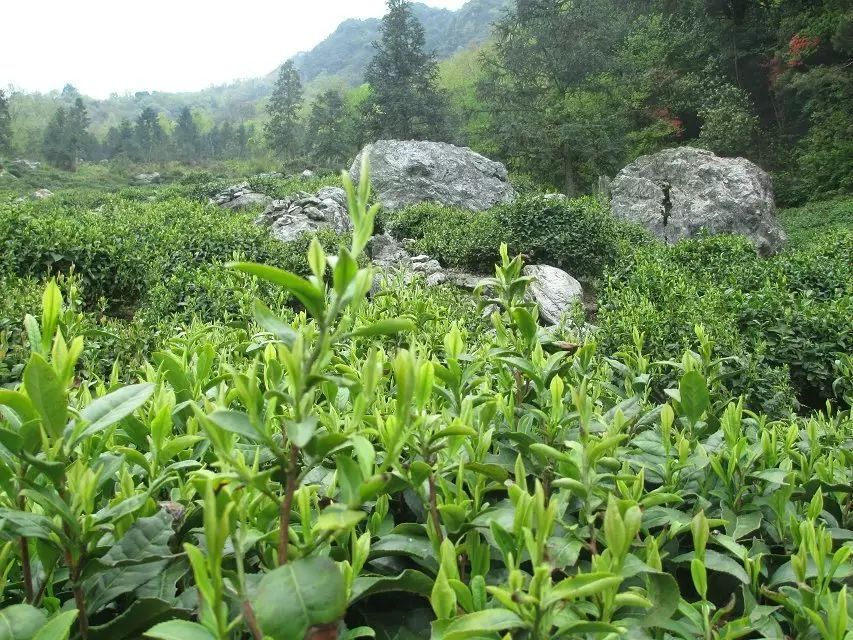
2,0,850,205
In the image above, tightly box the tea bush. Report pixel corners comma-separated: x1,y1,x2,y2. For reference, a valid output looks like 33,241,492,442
386,194,635,277
598,232,853,413
0,172,850,640
779,196,853,248
0,169,850,640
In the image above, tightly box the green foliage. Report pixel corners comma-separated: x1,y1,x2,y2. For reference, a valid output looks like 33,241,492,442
779,196,853,248
42,98,91,171
598,232,853,413
364,0,449,141
0,90,11,157
265,60,304,161
0,171,851,640
386,194,632,278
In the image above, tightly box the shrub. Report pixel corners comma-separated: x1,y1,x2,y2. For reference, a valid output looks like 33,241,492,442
597,232,852,412
778,196,853,248
386,194,630,277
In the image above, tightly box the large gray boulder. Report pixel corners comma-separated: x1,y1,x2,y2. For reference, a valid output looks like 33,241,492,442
210,182,272,210
610,147,786,255
350,140,515,212
522,264,583,326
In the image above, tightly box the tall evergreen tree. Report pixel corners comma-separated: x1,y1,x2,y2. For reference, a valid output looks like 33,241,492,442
173,107,200,161
134,107,167,162
0,89,11,156
67,97,91,167
307,90,353,168
42,98,90,170
365,0,448,140
43,107,73,169
265,61,304,160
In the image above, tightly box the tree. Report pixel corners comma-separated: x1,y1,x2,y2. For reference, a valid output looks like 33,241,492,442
173,107,200,161
307,89,354,168
478,0,638,194
364,0,448,140
43,108,73,169
42,98,90,170
0,89,11,156
134,107,167,162
265,61,304,161
105,119,136,159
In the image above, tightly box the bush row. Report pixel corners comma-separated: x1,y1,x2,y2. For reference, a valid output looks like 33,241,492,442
384,194,645,278
597,232,853,413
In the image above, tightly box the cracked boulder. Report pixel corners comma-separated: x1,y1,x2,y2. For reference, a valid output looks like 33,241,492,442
256,186,351,242
350,140,516,212
610,147,786,255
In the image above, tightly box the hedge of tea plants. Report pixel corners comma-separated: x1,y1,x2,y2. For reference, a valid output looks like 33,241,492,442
0,171,850,640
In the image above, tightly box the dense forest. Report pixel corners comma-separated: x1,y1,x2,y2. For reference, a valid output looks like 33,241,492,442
0,1,851,639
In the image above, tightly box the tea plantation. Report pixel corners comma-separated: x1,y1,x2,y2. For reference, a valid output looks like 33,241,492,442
0,171,850,640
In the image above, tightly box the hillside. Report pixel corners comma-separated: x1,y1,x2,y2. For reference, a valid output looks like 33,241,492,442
5,0,508,144
292,0,509,84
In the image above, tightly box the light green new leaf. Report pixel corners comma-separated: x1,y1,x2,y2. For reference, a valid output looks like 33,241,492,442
231,262,326,319
22,353,66,440
430,609,524,640
354,318,416,337
77,383,154,441
206,409,263,442
543,573,623,607
144,620,215,640
679,371,709,426
32,611,78,640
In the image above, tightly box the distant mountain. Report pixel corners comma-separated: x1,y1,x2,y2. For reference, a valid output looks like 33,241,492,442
6,0,510,150
292,0,510,85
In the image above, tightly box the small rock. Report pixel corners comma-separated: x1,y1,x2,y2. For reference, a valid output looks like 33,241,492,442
301,169,315,180
133,172,162,184
304,206,326,222
522,264,583,325
410,255,430,264
31,188,54,200
413,259,442,275
426,272,448,286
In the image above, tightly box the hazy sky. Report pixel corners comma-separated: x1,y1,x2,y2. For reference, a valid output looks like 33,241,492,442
1,0,468,99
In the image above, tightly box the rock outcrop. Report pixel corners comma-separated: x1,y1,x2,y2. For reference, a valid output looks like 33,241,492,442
350,140,515,212
610,147,786,255
31,188,54,200
256,187,351,242
133,172,162,185
210,183,272,210
522,264,583,325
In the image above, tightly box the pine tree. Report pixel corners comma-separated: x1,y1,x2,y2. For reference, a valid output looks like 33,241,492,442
173,107,200,161
43,107,74,170
0,89,12,156
307,90,353,168
265,61,304,161
42,98,90,170
67,97,91,168
365,0,448,140
134,107,167,162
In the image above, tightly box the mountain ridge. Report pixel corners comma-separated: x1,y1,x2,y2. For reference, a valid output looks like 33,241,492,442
6,0,509,143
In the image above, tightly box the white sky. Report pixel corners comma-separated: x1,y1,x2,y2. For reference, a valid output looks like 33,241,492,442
1,0,468,99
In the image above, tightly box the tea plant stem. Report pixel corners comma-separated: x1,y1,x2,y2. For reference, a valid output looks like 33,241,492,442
16,468,33,603
64,547,89,638
428,471,444,543
278,445,300,565
242,601,263,640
